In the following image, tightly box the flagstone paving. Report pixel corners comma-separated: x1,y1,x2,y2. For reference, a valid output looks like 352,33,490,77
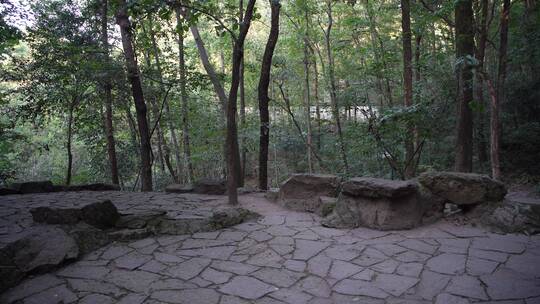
1,191,540,303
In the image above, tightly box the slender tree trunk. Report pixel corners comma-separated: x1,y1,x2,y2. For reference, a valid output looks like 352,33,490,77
100,0,119,185
476,0,489,165
492,0,510,180
175,7,194,183
454,0,475,172
313,54,322,151
148,19,182,182
116,0,152,191
239,0,247,187
258,0,280,190
65,99,76,186
324,1,349,175
226,0,256,205
303,40,313,173
189,23,239,181
401,0,415,178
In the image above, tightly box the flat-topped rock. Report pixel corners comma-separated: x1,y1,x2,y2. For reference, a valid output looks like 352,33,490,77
30,200,120,229
193,178,226,195
341,177,417,198
10,181,54,194
165,184,194,194
278,174,341,213
323,177,435,230
418,171,507,205
63,183,120,192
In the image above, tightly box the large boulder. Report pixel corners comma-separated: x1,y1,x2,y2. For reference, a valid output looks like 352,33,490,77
193,178,226,195
165,184,194,194
418,171,507,205
322,177,435,230
278,174,341,212
10,181,54,194
64,183,120,191
0,188,20,195
30,200,120,229
0,226,79,291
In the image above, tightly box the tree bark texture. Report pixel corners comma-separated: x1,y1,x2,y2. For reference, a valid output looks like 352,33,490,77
401,0,415,178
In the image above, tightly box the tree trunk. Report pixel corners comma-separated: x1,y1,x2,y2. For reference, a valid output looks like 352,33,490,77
258,0,280,190
100,0,119,185
492,0,510,180
175,7,194,183
324,1,349,175
303,34,313,173
475,0,489,165
189,24,238,181
116,0,152,191
65,99,76,186
454,0,475,172
226,0,256,205
148,19,182,182
313,53,322,151
401,0,415,178
239,0,247,187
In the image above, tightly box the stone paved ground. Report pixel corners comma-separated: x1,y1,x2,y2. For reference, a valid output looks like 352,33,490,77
1,191,540,304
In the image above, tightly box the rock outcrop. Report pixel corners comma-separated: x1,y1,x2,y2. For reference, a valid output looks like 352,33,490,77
418,171,507,205
0,226,79,291
10,181,54,194
193,178,226,195
322,177,431,230
30,200,120,229
278,174,341,213
165,184,194,194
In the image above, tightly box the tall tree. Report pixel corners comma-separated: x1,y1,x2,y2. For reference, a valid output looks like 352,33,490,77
401,0,414,178
258,0,281,190
454,0,475,172
226,0,256,205
100,0,119,185
492,0,510,180
115,0,153,191
175,6,194,183
323,0,349,175
475,0,489,165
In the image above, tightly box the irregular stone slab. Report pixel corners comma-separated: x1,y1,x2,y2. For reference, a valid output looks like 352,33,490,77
193,178,226,195
329,260,363,280
471,237,525,254
481,268,540,300
269,288,313,304
0,274,64,303
168,257,211,280
416,270,451,300
67,278,124,297
418,171,506,205
80,294,115,304
200,267,232,284
105,269,161,293
505,252,540,277
435,293,470,304
333,279,389,299
57,264,110,280
446,275,488,300
426,253,466,275
293,239,330,260
396,262,423,277
165,184,194,194
211,260,259,275
307,254,332,277
253,267,304,288
22,284,77,304
151,289,220,304
372,274,419,297
466,257,498,275
323,177,428,230
10,180,54,194
0,226,78,291
219,276,278,300
297,276,332,298
278,174,341,213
